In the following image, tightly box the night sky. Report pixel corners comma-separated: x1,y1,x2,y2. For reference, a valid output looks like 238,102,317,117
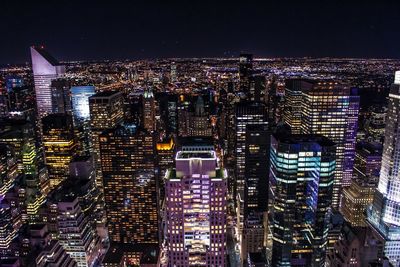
1,1,400,64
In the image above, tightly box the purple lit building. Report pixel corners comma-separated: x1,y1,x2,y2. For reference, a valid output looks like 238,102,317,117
30,46,65,118
165,150,227,266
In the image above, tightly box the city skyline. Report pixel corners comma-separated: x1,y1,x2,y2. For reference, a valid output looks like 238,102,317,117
2,2,400,266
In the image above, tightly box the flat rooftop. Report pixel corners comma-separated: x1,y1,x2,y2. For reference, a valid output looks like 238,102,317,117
176,151,215,159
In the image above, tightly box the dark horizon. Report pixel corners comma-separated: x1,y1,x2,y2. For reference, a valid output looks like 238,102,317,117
1,1,400,65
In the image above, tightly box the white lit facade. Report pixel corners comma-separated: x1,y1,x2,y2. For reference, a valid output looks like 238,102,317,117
165,150,227,267
30,46,65,118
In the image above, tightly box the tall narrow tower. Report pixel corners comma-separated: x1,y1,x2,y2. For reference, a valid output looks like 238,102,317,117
367,71,400,267
165,150,227,266
30,46,66,118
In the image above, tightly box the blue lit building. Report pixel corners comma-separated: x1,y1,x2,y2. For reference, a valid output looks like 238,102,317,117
269,134,336,267
5,76,24,92
71,86,95,123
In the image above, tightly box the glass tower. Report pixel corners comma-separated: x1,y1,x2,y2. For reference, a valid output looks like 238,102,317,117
269,134,336,267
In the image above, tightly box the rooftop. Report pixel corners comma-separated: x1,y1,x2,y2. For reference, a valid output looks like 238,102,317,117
176,151,215,159
90,90,122,98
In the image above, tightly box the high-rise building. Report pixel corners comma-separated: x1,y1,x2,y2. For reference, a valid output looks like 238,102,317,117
89,91,124,190
249,76,266,102
30,46,66,118
300,80,359,208
239,53,253,95
57,196,100,267
42,114,77,189
70,86,96,124
269,134,336,267
235,102,268,197
283,79,311,134
177,96,191,137
242,124,270,261
189,96,212,136
235,102,268,248
367,71,400,267
51,78,72,114
36,240,77,267
341,141,382,227
99,124,158,244
143,88,155,132
244,124,270,215
165,150,227,266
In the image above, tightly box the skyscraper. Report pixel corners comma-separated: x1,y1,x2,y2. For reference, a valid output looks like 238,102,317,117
341,141,382,227
70,86,96,124
235,101,268,197
189,96,212,136
99,124,158,245
143,88,155,132
299,80,359,208
30,46,66,118
239,53,253,95
89,91,124,190
283,79,310,134
42,114,77,189
367,71,400,267
269,134,336,267
51,78,72,114
57,196,100,267
165,150,227,266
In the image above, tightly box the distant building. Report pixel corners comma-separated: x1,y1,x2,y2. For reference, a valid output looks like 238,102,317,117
51,78,72,114
143,88,155,132
165,150,227,266
239,53,253,96
341,142,382,227
42,114,77,189
188,96,212,136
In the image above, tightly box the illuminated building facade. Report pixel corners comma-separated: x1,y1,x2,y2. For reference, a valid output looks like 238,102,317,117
189,96,212,137
143,88,155,132
165,150,227,267
0,144,18,199
99,124,158,244
239,53,253,95
283,79,309,134
57,197,100,267
36,240,77,267
269,134,336,267
235,101,268,197
89,91,124,190
367,71,400,267
0,121,36,173
51,78,72,114
71,86,96,124
300,80,359,209
30,46,66,118
42,114,77,189
341,141,382,227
